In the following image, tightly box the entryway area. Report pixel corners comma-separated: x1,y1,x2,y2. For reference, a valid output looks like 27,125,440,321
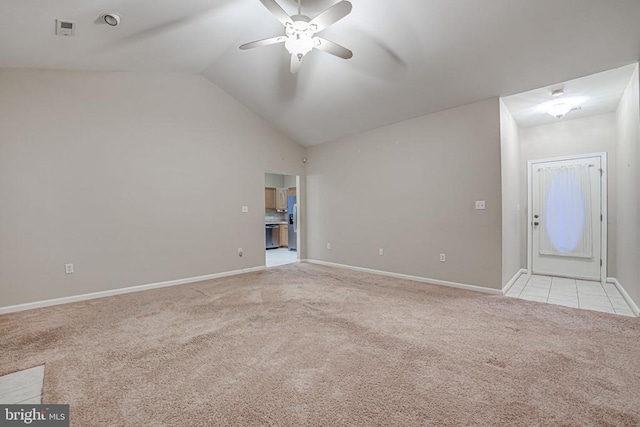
506,274,635,316
264,172,299,268
506,153,631,315
500,64,639,318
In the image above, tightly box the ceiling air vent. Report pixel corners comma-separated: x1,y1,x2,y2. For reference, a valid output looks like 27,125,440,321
55,19,76,37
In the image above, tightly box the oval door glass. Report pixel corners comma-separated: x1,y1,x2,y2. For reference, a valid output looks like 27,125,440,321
544,171,586,254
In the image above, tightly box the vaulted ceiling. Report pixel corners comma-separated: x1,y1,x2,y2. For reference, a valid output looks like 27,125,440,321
1,0,639,146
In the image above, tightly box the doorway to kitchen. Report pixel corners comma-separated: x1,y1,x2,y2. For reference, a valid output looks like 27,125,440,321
264,172,299,267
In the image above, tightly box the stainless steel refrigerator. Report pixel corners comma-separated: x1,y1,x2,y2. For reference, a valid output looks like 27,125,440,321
287,195,297,251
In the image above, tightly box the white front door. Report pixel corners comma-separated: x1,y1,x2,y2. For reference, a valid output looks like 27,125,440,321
530,155,603,281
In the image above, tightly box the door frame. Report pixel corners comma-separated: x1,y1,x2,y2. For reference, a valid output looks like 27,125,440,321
263,171,301,267
526,152,607,282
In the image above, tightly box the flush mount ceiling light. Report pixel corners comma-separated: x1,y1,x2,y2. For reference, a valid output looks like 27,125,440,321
541,90,584,119
547,102,574,118
240,0,353,73
545,100,584,119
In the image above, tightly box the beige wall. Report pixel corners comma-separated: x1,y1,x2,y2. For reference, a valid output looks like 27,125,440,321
265,173,285,188
0,69,306,308
306,98,503,290
519,113,617,275
499,100,522,286
4,67,633,310
615,64,640,303
265,174,296,189
284,175,296,188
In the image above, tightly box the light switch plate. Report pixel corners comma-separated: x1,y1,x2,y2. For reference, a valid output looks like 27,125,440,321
475,200,486,210
241,206,249,213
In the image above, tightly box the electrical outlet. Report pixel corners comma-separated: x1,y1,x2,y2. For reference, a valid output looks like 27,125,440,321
378,248,384,256
475,200,486,210
327,243,331,250
65,263,74,274
241,206,249,213
238,248,243,257
439,254,446,262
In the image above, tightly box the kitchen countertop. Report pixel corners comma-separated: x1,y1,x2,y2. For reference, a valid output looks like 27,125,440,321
265,222,288,225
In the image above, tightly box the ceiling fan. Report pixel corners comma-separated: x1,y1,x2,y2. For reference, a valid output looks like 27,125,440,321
240,0,353,73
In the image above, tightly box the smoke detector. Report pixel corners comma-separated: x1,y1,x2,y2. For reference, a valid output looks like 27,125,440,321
55,19,76,36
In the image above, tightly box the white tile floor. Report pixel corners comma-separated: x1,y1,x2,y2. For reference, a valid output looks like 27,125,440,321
0,365,44,404
266,248,298,267
506,274,636,316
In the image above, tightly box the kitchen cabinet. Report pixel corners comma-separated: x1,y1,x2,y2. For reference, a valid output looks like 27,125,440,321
265,187,276,210
279,225,288,248
276,188,288,211
288,187,296,197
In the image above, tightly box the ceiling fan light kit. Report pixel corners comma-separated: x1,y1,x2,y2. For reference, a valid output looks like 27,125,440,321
240,0,353,73
284,17,317,59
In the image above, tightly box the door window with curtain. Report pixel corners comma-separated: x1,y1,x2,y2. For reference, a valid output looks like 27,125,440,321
538,163,593,259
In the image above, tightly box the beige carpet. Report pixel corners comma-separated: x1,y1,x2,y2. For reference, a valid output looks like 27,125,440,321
1,263,639,426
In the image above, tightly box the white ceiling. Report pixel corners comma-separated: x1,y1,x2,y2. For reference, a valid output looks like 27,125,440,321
1,0,639,146
502,64,637,128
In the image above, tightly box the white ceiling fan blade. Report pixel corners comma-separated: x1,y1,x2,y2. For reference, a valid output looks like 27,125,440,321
309,1,352,33
240,36,286,50
314,38,353,59
258,0,293,26
290,54,304,74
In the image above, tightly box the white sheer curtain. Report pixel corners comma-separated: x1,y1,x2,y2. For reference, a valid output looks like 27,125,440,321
538,164,593,258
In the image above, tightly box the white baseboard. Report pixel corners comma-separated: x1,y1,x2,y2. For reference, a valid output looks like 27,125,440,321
502,269,528,295
0,266,267,315
305,259,502,295
606,277,640,317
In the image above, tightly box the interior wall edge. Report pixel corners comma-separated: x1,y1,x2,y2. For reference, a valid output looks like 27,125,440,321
499,98,523,286
502,268,528,294
613,62,640,304
606,277,640,317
